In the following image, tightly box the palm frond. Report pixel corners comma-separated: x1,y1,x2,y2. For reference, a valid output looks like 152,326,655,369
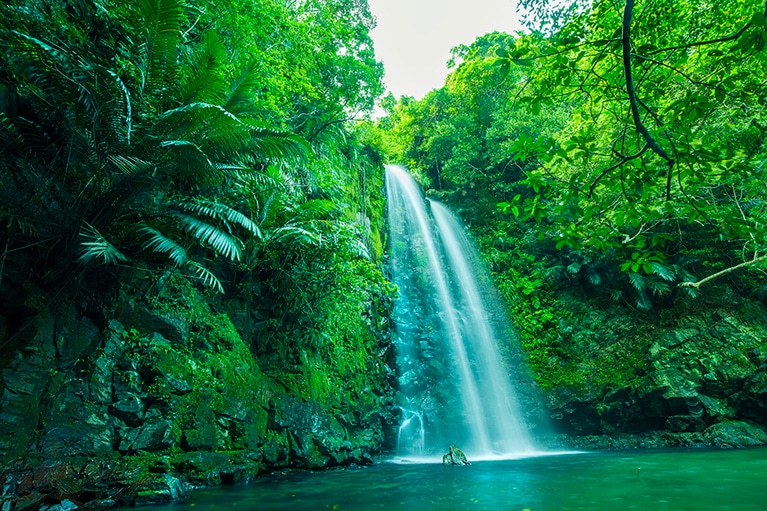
177,198,262,238
158,140,220,185
174,213,243,261
139,225,188,266
156,102,251,155
105,68,133,145
138,0,184,95
78,222,128,265
108,155,154,177
157,102,240,124
224,61,260,114
249,127,313,162
180,31,226,104
185,260,224,293
1,212,38,236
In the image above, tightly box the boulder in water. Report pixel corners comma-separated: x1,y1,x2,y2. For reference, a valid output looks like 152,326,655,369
442,445,470,466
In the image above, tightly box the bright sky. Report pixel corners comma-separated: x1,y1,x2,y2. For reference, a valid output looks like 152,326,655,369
368,0,524,100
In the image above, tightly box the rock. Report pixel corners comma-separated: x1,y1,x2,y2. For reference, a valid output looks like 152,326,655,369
665,415,706,432
442,445,470,466
118,419,173,452
703,421,767,448
110,396,145,426
134,474,189,505
40,499,78,511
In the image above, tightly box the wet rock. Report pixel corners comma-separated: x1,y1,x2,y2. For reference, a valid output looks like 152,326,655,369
665,415,706,433
118,419,173,452
0,313,56,459
40,498,78,511
442,445,470,466
110,396,145,426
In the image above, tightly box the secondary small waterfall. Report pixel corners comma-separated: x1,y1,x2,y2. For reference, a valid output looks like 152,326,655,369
386,165,537,459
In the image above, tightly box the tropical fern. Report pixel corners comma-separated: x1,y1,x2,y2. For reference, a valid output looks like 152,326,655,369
224,61,261,114
251,128,313,162
179,31,227,104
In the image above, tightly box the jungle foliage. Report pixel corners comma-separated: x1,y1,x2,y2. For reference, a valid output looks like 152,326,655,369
364,0,767,385
0,0,393,405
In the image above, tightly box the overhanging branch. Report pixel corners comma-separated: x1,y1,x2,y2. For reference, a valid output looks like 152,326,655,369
622,0,672,165
679,254,767,289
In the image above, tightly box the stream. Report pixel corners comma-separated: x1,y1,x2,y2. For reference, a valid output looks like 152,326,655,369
120,447,767,510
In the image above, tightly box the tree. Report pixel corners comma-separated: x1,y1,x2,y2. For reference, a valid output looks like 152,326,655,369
500,0,767,301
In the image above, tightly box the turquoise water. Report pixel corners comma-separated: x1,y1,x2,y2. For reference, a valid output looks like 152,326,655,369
128,448,767,510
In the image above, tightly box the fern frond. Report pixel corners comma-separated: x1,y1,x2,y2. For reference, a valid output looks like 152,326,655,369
180,31,226,104
683,285,701,299
1,212,38,236
650,261,676,282
78,222,128,265
566,262,581,274
627,271,647,292
106,68,133,145
266,225,319,247
351,238,372,261
157,102,251,155
586,269,602,285
185,260,224,293
158,139,220,185
635,288,652,310
296,199,337,219
174,213,243,261
158,102,240,124
139,225,188,266
648,278,671,295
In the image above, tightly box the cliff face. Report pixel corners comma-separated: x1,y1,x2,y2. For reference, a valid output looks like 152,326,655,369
540,287,767,449
0,273,393,509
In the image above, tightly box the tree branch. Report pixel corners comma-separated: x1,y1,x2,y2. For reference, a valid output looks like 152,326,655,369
588,143,648,198
622,0,672,165
679,254,767,289
646,23,753,56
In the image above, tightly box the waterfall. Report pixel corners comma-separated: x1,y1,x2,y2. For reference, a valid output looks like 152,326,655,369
386,165,537,459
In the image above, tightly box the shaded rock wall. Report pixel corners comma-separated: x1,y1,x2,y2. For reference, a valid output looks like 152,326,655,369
0,275,390,509
543,290,767,443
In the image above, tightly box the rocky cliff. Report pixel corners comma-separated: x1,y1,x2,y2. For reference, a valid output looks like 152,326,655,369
541,286,767,449
0,273,392,509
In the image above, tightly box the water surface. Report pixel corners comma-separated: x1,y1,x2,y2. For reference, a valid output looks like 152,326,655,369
129,448,767,510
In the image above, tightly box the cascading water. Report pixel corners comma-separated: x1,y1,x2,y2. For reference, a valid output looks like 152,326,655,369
386,164,538,459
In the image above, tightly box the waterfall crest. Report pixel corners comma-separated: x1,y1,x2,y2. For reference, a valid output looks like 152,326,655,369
386,165,538,459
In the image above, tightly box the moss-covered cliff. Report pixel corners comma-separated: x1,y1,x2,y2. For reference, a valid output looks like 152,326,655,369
0,263,394,508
